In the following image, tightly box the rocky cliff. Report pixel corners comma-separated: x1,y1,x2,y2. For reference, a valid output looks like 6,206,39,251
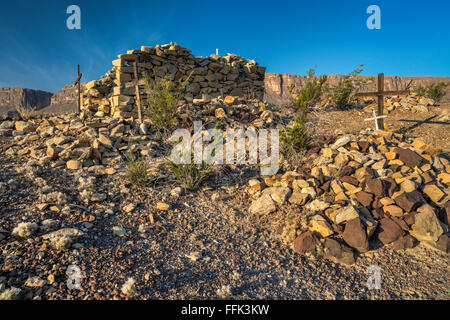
0,88,53,113
264,73,450,106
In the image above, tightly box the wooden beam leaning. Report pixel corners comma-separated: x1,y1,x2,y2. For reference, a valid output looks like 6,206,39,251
74,64,82,114
355,90,410,97
133,61,143,124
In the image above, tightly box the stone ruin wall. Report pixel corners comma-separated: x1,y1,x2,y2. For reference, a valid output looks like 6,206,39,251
81,43,266,119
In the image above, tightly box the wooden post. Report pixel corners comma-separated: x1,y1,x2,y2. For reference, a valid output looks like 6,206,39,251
377,73,384,129
74,64,82,114
133,61,143,124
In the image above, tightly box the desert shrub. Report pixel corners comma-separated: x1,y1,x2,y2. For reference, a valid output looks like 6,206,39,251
123,152,149,187
143,69,193,130
168,157,212,191
416,82,449,102
16,105,37,120
330,65,372,109
281,68,327,154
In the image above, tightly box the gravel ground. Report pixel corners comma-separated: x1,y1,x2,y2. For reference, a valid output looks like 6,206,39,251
0,151,449,300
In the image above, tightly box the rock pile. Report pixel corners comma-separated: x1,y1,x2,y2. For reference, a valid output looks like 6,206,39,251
0,97,277,171
81,42,266,120
359,92,437,114
248,130,449,264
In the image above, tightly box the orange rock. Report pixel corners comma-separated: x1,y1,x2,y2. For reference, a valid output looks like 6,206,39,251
156,202,170,211
224,96,235,105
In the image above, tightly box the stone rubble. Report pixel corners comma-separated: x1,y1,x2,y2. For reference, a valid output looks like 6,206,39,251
248,130,449,264
80,42,266,120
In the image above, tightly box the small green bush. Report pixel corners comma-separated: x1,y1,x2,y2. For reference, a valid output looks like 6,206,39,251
330,65,372,109
416,82,449,102
281,68,327,153
124,153,149,187
143,69,193,130
169,157,212,191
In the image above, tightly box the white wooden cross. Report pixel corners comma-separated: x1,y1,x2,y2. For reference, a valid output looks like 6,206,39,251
364,109,387,131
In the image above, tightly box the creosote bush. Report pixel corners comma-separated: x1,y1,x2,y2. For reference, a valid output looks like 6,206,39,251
330,65,372,109
416,82,449,102
123,152,149,187
143,68,193,130
281,68,327,156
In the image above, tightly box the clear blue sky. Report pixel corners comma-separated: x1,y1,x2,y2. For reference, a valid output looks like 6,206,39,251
0,0,449,92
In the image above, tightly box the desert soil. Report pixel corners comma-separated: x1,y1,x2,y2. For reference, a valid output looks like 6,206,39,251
0,101,449,300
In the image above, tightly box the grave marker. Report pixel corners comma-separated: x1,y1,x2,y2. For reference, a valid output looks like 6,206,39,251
355,73,410,129
364,108,387,131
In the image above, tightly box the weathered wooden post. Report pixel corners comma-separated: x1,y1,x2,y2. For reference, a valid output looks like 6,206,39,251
133,61,143,124
74,64,82,113
377,73,385,129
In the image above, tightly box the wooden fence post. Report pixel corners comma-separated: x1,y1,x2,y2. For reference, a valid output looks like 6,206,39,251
133,61,143,124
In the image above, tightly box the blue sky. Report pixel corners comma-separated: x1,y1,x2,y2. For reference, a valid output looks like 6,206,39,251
0,0,449,92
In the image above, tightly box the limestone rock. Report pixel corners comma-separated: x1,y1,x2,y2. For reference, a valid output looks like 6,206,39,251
262,187,291,205
410,205,444,242
308,215,334,237
249,194,276,215
334,205,360,224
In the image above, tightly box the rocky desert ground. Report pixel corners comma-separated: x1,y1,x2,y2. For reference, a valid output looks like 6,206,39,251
0,43,449,301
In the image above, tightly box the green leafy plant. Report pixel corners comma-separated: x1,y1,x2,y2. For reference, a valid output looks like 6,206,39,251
143,68,193,130
168,155,212,191
123,152,149,187
330,65,372,109
416,82,449,102
281,68,327,154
